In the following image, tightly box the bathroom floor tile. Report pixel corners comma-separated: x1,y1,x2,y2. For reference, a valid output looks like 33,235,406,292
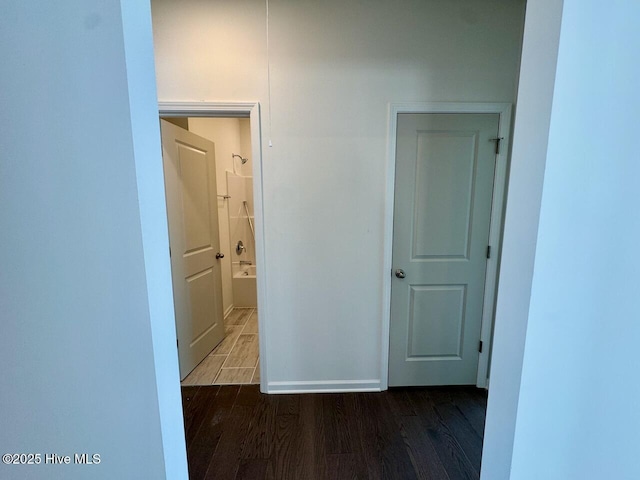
252,360,260,383
211,325,243,355
243,310,259,334
225,307,253,326
224,334,259,368
215,368,255,384
181,355,226,386
180,308,260,387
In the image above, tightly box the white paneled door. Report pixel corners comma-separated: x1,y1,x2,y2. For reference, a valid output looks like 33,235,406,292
161,120,225,380
389,113,499,386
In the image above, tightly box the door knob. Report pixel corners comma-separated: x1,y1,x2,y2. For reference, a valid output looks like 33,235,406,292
395,269,406,279
216,253,224,259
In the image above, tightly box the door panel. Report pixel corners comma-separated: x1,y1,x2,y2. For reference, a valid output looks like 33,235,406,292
178,144,214,252
408,285,466,358
161,120,225,380
413,132,475,259
389,113,499,386
187,268,217,340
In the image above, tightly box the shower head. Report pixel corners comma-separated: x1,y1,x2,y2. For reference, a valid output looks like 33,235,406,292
232,153,248,164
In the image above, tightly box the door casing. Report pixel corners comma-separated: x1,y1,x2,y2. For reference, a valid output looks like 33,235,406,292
159,102,267,392
383,102,512,390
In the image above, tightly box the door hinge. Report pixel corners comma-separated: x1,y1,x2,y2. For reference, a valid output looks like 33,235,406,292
176,339,179,349
490,137,504,155
486,245,491,259
479,340,483,353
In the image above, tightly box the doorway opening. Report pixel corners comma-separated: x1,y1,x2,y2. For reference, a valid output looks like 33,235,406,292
159,102,267,391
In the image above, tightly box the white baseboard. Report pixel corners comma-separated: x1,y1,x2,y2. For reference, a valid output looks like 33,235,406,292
223,304,234,319
266,379,382,394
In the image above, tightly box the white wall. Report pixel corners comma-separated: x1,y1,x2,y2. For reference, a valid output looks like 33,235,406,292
0,2,184,479
508,1,640,478
152,0,526,389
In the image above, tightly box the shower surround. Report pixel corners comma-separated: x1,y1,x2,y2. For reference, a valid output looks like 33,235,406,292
227,171,256,308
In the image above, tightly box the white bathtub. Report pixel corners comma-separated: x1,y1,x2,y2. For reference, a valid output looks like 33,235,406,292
232,265,257,307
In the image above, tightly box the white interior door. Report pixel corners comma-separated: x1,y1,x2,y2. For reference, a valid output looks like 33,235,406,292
389,113,499,386
160,119,225,380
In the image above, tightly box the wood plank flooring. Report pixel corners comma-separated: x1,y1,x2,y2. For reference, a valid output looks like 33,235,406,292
182,385,486,480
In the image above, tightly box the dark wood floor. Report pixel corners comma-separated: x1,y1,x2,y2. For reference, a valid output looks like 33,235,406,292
182,385,486,480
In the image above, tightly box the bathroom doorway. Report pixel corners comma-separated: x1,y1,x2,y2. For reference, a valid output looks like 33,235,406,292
159,102,266,390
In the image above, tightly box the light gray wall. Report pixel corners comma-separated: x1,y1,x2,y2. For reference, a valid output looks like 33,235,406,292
480,0,564,477
0,2,184,479
151,0,526,389
509,1,640,478
483,1,640,478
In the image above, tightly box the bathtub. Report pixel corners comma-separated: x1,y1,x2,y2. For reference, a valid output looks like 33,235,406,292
232,265,257,308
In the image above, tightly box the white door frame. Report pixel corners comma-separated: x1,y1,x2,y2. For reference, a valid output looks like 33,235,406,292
159,101,268,392
382,102,512,390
